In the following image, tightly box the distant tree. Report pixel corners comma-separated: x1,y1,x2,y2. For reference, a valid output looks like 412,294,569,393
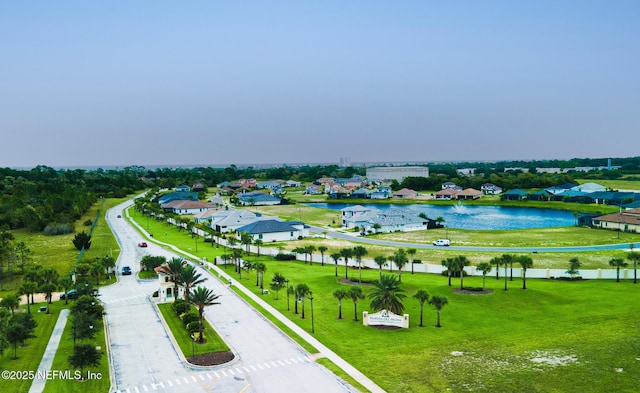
102,255,116,276
566,257,581,280
353,246,368,283
254,239,263,257
0,293,20,316
254,262,267,290
305,245,317,265
330,252,341,277
407,248,417,274
453,256,470,289
368,274,406,315
72,231,92,251
140,255,167,271
318,246,328,266
627,250,640,284
413,289,430,327
441,258,455,286
372,223,382,233
347,286,365,322
518,255,534,289
429,295,449,328
58,276,74,305
333,289,347,320
295,283,311,319
609,258,628,282
340,248,354,280
240,232,253,255
373,256,387,279
393,249,408,283
476,262,492,290
19,281,38,314
502,254,517,281
491,256,502,280
270,273,287,299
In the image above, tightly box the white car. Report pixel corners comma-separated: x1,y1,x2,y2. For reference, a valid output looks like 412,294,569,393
433,239,451,246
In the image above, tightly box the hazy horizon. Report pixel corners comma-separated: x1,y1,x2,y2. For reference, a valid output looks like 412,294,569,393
2,1,639,168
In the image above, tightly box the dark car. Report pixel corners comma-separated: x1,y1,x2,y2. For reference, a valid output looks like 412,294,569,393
138,242,147,247
122,266,132,275
60,289,78,300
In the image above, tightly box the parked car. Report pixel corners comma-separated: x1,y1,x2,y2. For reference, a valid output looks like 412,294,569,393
60,289,78,300
433,239,451,246
117,214,122,218
138,242,147,247
122,266,132,275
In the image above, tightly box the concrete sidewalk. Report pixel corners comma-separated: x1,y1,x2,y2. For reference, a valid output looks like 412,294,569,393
29,309,70,393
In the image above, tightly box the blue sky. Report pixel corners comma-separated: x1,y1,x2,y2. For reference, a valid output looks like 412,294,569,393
1,1,638,168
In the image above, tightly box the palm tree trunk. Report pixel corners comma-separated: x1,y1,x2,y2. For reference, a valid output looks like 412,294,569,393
354,303,358,321
338,303,342,319
419,305,424,327
523,271,527,289
436,310,441,328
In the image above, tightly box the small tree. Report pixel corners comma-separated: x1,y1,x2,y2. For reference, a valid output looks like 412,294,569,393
295,283,310,319
609,258,628,282
347,286,365,322
187,286,221,343
333,289,347,320
270,273,286,299
58,276,74,305
0,293,20,316
72,231,92,251
353,246,368,283
340,248,354,280
413,289,429,327
368,274,406,315
491,256,502,280
441,258,455,287
566,257,581,280
373,256,387,280
407,248,417,275
393,249,408,283
518,255,533,289
476,262,492,290
429,295,448,328
627,250,640,284
68,343,101,377
330,253,341,277
318,246,328,266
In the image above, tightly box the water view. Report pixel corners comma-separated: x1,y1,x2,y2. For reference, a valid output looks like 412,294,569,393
305,203,576,230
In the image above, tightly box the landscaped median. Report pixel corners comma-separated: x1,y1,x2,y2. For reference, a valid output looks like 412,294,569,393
156,301,233,366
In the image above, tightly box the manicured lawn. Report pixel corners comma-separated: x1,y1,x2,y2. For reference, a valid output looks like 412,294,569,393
44,301,110,393
0,302,64,393
228,256,640,393
157,303,229,358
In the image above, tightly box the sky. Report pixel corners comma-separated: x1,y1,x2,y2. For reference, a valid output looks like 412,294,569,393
1,1,639,169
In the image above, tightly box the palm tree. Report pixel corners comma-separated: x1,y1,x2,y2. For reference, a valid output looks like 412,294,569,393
453,256,469,289
254,239,263,257
502,254,516,281
387,255,395,272
348,286,365,321
368,274,406,315
627,250,640,284
353,246,368,283
90,260,103,285
393,249,408,283
491,256,502,280
333,289,347,319
255,262,267,290
340,248,354,280
429,295,448,328
232,248,244,278
566,257,581,280
240,232,253,255
305,245,316,265
19,281,38,314
166,257,185,300
179,264,206,300
518,255,533,289
476,262,492,290
270,273,286,299
187,286,220,343
330,253,341,277
500,255,511,290
58,276,74,305
102,255,116,277
373,256,387,279
441,258,455,286
318,246,328,266
413,289,429,327
407,248,417,274
295,283,310,318
0,293,20,316
609,258,628,282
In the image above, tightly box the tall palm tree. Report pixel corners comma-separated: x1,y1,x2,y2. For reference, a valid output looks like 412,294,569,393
58,276,74,305
353,246,368,283
347,286,365,322
187,286,220,343
453,256,469,289
429,295,448,328
518,255,533,289
413,289,429,327
627,250,640,284
295,283,310,319
407,248,417,274
19,281,38,314
374,256,387,279
305,245,317,265
333,289,347,319
166,257,185,300
179,264,207,300
254,239,263,257
476,262,492,290
232,248,244,278
393,249,408,283
502,254,516,281
255,262,267,290
240,232,253,255
340,248,354,280
330,253,341,277
491,256,502,280
501,257,510,291
102,255,116,277
368,274,406,315
609,258,628,282
318,246,328,266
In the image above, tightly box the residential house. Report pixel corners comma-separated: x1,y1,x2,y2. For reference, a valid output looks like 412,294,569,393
340,205,374,226
434,189,460,200
191,183,206,192
194,207,226,224
305,184,323,195
457,188,482,200
441,182,461,190
154,263,185,302
343,208,428,233
237,192,282,206
351,188,372,199
456,168,476,176
393,188,418,199
370,191,390,200
257,180,284,190
501,189,528,201
329,185,350,199
571,182,607,193
592,208,640,233
528,190,552,201
235,220,308,242
175,184,191,192
285,180,301,187
156,191,199,205
210,209,277,233
481,183,503,195
161,200,217,215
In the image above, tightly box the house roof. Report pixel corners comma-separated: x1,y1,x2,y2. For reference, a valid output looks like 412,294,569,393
236,220,299,234
394,188,417,196
593,209,640,225
435,189,459,196
458,188,482,196
340,205,371,212
238,192,282,203
503,189,529,196
162,200,215,209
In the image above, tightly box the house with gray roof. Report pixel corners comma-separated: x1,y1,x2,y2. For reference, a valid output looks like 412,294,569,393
209,209,278,233
343,207,428,233
237,191,282,206
235,219,308,242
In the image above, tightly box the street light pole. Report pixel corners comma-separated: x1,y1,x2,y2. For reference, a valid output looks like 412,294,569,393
309,292,315,334
285,279,290,311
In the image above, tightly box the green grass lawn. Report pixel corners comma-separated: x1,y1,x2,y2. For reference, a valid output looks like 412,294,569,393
0,302,64,393
227,256,640,393
157,303,229,358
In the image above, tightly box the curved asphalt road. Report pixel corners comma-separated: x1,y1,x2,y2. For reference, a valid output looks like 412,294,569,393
309,226,639,253
102,200,363,393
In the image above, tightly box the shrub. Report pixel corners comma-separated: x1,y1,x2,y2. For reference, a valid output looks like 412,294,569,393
182,312,199,327
275,253,296,261
172,299,190,315
152,291,159,297
186,321,200,335
43,223,75,235
83,219,93,226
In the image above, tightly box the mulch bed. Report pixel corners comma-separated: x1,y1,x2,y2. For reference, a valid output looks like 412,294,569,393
187,351,235,366
338,278,374,286
453,288,494,295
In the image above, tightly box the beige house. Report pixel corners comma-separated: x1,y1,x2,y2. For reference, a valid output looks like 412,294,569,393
592,208,640,233
393,188,418,199
457,188,482,200
434,189,459,200
154,264,184,302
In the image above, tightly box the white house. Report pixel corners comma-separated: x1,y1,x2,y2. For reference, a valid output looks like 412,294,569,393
571,182,607,193
161,200,217,215
235,220,308,242
340,205,374,226
154,263,185,302
343,208,428,233
210,209,278,233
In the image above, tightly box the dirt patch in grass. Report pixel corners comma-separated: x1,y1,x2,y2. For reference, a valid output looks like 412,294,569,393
187,351,235,366
338,278,374,286
453,288,494,295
